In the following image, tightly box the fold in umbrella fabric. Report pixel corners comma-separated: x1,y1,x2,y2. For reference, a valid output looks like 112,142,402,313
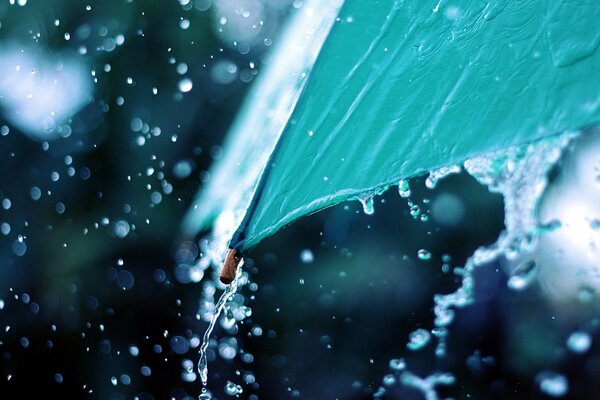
188,0,600,253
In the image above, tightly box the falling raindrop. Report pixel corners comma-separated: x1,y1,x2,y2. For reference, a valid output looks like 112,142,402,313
116,270,135,290
507,260,538,290
218,337,238,360
129,345,139,357
224,381,243,396
299,249,314,264
113,220,130,238
173,160,193,179
383,374,396,386
211,60,239,85
537,371,568,397
417,249,431,261
389,358,406,371
566,331,591,354
407,328,431,351
409,202,421,218
178,78,193,93
170,336,190,354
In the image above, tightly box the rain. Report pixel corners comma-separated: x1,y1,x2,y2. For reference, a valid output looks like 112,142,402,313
1,1,600,399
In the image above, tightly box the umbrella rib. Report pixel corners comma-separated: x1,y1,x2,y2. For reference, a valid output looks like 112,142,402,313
229,130,287,252
218,132,286,284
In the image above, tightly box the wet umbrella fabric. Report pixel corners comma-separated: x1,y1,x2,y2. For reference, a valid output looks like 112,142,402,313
185,0,600,262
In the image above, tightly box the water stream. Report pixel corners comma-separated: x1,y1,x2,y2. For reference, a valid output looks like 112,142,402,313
198,264,241,399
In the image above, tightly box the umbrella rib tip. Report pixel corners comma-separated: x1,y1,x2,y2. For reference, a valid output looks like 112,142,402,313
219,248,243,285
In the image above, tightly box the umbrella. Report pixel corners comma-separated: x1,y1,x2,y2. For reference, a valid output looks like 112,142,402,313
184,0,600,283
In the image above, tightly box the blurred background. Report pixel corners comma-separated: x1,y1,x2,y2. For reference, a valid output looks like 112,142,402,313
0,1,599,399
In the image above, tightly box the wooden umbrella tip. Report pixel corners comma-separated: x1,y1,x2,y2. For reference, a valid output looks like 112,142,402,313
219,248,243,285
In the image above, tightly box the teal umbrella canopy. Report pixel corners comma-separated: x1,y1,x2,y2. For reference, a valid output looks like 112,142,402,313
185,0,600,256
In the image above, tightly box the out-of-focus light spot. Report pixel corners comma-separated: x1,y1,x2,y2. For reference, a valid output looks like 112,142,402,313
178,78,193,93
0,45,92,141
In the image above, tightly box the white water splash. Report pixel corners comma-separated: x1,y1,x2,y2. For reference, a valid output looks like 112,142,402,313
425,164,461,189
376,132,578,400
432,132,577,357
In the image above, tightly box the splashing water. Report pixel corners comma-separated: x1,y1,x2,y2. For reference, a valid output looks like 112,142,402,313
188,130,577,399
198,265,241,389
425,164,461,189
507,260,539,290
431,132,577,356
400,371,456,400
407,328,432,351
373,132,578,400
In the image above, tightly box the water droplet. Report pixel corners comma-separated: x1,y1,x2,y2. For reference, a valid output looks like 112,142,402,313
382,374,396,386
12,239,26,256
537,371,568,397
409,203,421,218
218,337,238,360
179,19,190,30
358,194,374,215
300,249,314,264
116,270,135,290
170,336,189,354
211,60,238,85
407,328,431,351
1,223,10,236
578,286,596,303
398,179,411,198
120,374,131,385
224,381,243,396
389,358,405,371
113,220,130,238
176,62,188,75
566,331,591,354
129,345,139,357
173,160,193,179
417,249,431,260
373,387,386,398
178,78,193,93
507,260,538,290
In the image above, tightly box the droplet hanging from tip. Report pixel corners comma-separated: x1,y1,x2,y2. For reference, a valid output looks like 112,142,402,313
358,194,375,215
